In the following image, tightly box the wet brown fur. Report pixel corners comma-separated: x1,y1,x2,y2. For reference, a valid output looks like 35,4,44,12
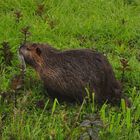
19,43,124,105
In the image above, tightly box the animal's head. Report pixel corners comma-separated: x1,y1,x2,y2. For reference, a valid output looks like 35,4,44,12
19,43,58,71
19,43,46,70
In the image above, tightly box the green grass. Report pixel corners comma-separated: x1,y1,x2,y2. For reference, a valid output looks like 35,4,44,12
0,0,140,139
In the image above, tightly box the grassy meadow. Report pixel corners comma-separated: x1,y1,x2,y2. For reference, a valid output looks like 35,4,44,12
0,0,140,139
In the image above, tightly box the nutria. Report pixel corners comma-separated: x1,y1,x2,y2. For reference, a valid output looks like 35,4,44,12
19,43,124,105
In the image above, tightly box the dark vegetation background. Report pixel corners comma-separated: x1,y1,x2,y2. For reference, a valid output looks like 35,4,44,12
0,0,140,139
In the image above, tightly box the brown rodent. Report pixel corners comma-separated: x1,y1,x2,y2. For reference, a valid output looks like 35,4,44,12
19,43,124,105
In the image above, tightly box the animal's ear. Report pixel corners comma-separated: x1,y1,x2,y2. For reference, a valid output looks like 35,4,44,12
32,43,37,48
36,47,41,56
